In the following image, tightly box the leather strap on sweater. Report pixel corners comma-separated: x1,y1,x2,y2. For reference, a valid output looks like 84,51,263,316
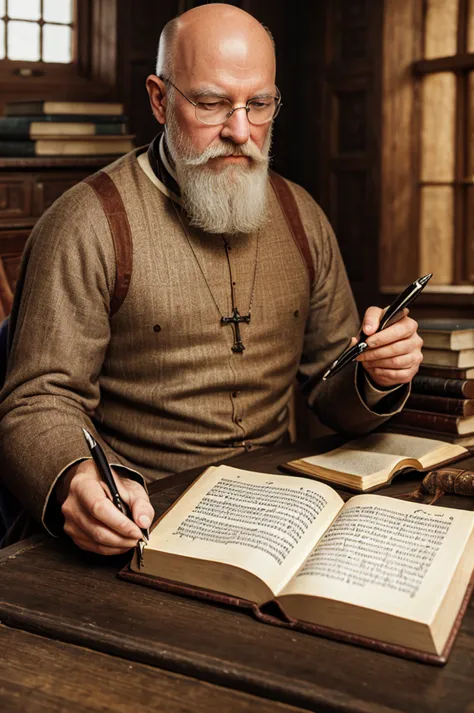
84,171,133,317
84,169,313,318
269,171,315,287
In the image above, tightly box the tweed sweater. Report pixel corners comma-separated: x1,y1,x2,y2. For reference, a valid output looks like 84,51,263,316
0,148,407,530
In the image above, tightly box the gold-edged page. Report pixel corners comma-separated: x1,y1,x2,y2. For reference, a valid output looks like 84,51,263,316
146,465,344,595
279,494,474,624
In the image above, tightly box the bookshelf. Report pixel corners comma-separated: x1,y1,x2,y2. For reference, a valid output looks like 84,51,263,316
0,155,110,320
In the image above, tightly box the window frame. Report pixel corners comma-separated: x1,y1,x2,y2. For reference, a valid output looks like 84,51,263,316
0,0,111,89
380,0,474,308
413,0,474,287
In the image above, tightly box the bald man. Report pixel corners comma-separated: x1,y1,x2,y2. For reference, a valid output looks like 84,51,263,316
0,4,422,554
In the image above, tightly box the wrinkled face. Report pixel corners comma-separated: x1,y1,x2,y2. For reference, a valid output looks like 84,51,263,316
167,23,276,170
148,17,278,234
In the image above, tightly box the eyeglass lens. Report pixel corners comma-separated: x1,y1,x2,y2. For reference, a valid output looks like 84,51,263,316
195,98,278,125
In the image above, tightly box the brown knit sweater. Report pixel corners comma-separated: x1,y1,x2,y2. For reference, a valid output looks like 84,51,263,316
0,148,408,530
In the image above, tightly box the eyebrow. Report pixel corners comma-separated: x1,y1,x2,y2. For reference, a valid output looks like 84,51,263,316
191,86,277,100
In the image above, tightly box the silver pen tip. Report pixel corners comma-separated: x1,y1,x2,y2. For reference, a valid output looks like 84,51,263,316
418,273,433,286
82,428,96,449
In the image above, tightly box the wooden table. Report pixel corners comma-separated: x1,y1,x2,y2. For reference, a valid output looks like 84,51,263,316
1,440,474,713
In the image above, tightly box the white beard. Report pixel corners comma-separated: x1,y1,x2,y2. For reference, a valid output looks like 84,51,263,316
165,109,272,235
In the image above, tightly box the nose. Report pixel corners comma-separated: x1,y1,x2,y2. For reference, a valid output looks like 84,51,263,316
220,106,251,145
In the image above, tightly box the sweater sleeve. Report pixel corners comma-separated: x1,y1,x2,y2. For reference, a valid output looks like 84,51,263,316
0,182,145,533
291,183,409,434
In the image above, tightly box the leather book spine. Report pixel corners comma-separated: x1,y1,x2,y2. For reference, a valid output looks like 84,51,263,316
391,410,462,434
412,374,474,399
407,393,474,416
418,365,474,380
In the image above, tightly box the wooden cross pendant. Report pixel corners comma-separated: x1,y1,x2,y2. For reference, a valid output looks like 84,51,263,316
221,307,251,353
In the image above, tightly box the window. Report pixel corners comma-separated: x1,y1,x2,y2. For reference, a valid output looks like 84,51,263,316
0,0,74,64
381,0,474,298
414,0,474,287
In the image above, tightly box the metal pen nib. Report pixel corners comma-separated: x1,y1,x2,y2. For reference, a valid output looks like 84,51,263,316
138,540,146,568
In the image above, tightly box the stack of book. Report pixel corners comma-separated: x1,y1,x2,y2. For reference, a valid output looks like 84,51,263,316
388,319,474,445
0,101,134,157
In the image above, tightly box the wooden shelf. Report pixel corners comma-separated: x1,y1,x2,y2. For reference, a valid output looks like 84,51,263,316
0,156,114,170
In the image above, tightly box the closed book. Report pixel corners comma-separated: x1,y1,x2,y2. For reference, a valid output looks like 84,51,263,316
407,393,474,416
419,365,474,379
412,374,474,398
418,319,474,350
422,348,474,368
120,462,474,664
5,100,124,116
0,136,134,157
383,425,474,447
0,117,127,138
391,409,474,435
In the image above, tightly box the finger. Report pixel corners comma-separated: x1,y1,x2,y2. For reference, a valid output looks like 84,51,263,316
361,306,384,336
365,316,419,348
362,352,422,370
116,478,154,531
72,478,143,540
70,533,134,556
63,505,140,550
358,335,423,363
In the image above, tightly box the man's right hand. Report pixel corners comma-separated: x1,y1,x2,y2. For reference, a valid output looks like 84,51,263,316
56,460,154,555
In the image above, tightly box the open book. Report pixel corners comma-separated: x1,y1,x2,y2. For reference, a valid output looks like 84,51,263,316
282,432,467,490
124,464,474,664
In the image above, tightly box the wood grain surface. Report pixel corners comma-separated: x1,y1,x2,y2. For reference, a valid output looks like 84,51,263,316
0,625,306,713
1,441,474,713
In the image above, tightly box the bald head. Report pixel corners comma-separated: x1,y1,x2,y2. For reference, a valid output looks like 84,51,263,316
156,4,275,83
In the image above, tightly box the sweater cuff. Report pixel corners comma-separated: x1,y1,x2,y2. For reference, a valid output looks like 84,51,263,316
356,364,410,415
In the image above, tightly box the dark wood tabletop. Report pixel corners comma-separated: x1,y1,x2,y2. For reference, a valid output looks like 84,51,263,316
0,624,308,713
1,439,474,713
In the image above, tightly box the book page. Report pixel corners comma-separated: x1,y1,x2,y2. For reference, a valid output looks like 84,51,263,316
345,432,448,458
299,432,459,476
301,449,407,477
280,494,474,622
147,465,344,594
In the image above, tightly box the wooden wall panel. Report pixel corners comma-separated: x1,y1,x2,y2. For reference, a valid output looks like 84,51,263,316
380,0,422,289
320,0,382,311
115,0,179,146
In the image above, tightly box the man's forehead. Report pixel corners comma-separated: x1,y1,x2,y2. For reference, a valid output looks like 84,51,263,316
173,25,275,84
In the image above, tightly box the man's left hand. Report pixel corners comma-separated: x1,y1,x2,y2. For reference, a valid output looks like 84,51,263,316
353,306,423,388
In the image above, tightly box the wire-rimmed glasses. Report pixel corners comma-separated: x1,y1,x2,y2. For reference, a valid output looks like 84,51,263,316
164,80,282,126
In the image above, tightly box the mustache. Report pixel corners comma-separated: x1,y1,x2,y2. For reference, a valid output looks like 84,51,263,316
181,140,268,167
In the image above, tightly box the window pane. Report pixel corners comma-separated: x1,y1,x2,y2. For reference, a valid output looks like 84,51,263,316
469,0,474,54
421,73,456,182
425,0,458,59
7,0,40,21
420,187,454,283
43,0,73,25
0,20,4,59
7,19,39,60
43,23,71,63
0,0,5,17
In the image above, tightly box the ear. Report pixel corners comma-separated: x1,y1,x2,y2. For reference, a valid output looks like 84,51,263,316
146,74,168,125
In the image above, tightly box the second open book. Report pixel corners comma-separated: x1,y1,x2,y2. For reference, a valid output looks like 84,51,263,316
125,463,474,664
